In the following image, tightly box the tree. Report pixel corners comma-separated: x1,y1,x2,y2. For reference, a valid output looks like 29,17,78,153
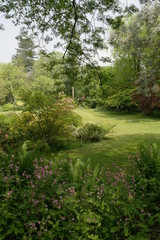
0,77,10,104
12,28,37,72
111,2,160,91
27,51,65,98
109,1,160,113
0,0,139,64
0,63,27,103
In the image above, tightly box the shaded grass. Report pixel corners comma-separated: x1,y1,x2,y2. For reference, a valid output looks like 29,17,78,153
55,108,160,168
1,106,160,169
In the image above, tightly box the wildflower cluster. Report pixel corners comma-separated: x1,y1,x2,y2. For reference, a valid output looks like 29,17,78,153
0,146,159,240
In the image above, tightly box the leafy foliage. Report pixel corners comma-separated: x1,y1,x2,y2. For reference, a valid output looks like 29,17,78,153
135,143,160,180
0,0,122,63
110,2,160,114
12,27,37,72
0,93,81,151
0,78,10,105
106,89,137,111
0,140,159,239
0,63,27,104
133,93,160,115
77,123,113,143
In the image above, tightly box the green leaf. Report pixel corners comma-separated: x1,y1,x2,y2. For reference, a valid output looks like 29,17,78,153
22,214,27,221
110,226,119,233
0,233,5,240
7,228,14,235
124,226,129,236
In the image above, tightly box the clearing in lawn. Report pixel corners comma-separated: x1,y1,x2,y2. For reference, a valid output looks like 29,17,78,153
55,108,160,168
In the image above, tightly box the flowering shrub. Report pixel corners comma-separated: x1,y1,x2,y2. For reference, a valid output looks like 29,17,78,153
0,127,14,154
0,144,159,239
0,96,81,152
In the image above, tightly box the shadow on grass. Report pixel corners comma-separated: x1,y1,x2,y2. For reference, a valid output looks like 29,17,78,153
93,108,160,123
55,133,160,170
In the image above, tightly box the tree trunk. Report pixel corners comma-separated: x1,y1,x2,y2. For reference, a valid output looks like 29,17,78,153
72,86,75,100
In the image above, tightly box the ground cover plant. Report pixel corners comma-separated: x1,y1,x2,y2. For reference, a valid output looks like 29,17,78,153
0,127,160,239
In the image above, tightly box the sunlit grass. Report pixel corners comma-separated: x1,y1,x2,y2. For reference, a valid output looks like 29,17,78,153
56,108,160,168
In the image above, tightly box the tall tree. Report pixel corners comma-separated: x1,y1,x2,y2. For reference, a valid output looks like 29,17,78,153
110,1,160,93
12,28,37,72
0,0,138,64
0,63,27,103
109,1,160,113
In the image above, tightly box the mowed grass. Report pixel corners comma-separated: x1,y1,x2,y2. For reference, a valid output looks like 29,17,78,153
56,108,160,168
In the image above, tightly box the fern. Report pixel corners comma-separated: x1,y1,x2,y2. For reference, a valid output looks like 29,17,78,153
136,143,160,180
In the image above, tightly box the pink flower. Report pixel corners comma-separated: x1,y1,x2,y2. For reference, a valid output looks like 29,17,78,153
7,190,12,196
132,175,135,183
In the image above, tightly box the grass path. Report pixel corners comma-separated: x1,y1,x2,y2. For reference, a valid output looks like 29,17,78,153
56,108,160,168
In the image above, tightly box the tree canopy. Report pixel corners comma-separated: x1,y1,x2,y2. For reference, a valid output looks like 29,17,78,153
110,1,160,95
0,0,139,64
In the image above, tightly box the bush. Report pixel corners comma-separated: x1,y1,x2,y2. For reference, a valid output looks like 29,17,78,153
133,93,160,115
106,89,137,111
1,103,15,112
17,102,81,150
0,114,23,153
135,143,160,180
77,123,114,143
0,93,82,151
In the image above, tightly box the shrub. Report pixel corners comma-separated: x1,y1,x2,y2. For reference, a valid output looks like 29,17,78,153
135,143,160,180
77,123,113,143
133,93,160,115
106,89,137,111
0,91,82,151
1,103,15,112
0,114,23,153
9,96,81,150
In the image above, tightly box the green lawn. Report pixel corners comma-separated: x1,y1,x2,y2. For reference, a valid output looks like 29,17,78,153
55,108,160,168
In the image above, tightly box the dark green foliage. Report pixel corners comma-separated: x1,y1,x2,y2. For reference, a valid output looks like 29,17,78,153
12,28,37,72
0,143,159,239
135,143,160,180
133,144,160,239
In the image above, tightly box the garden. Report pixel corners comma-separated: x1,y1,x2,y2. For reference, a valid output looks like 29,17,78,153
0,100,160,239
0,0,160,239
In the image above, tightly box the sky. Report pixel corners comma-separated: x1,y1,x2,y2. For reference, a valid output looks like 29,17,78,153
0,0,140,63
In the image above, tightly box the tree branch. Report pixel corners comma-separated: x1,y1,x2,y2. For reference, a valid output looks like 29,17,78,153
63,0,78,59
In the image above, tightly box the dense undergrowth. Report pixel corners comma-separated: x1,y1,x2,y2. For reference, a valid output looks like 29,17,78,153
0,127,160,239
0,99,160,239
